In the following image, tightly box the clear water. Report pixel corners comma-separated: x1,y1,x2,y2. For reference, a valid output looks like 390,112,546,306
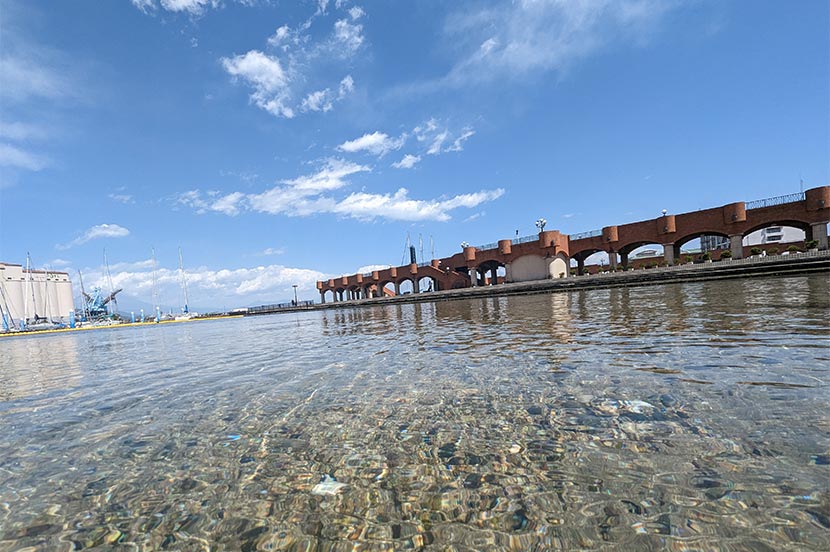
0,275,828,551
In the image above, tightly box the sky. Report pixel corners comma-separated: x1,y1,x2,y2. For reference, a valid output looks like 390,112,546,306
1,0,827,311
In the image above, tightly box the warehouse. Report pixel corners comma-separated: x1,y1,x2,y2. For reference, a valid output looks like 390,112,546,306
0,262,75,324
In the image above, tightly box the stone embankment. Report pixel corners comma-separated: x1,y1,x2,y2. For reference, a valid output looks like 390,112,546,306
305,250,830,311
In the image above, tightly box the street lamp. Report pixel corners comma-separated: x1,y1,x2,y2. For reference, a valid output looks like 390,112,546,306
460,241,469,248
292,284,298,306
535,218,547,232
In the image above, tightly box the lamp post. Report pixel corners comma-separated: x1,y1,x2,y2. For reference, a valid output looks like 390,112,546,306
292,284,298,306
535,218,547,232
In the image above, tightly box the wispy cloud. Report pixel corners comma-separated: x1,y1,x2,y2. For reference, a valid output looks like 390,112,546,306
0,121,48,141
333,188,505,222
176,158,504,222
356,264,391,274
57,224,131,250
220,4,362,119
130,0,222,16
337,131,406,157
392,154,421,169
414,119,475,155
414,0,684,90
108,193,134,204
259,247,285,256
0,143,47,171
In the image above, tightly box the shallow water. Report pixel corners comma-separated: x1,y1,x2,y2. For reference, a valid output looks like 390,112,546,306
0,274,828,551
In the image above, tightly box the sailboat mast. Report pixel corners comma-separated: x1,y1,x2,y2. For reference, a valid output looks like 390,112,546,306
78,269,90,320
178,247,189,314
151,248,159,311
26,253,37,321
104,249,118,317
42,266,51,322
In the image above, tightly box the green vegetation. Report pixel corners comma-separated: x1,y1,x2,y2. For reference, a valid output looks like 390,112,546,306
787,245,801,253
720,250,732,258
806,240,819,250
750,247,763,256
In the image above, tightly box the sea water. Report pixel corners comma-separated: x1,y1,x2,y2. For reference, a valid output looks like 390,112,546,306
0,274,828,550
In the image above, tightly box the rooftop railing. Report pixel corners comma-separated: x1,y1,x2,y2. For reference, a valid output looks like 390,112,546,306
511,234,537,245
745,192,805,210
569,229,602,240
474,242,499,251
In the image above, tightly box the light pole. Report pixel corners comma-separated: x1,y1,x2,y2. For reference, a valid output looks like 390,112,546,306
292,284,298,306
535,218,547,232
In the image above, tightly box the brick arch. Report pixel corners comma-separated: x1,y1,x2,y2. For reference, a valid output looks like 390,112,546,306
394,276,416,286
570,247,604,261
672,230,731,250
416,274,439,292
741,219,812,237
618,240,665,256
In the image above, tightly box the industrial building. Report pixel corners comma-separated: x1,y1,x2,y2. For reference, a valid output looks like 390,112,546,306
0,262,75,324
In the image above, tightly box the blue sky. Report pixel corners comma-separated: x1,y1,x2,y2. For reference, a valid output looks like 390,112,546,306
1,0,827,310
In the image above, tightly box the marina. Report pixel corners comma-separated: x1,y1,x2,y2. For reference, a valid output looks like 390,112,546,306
0,274,827,550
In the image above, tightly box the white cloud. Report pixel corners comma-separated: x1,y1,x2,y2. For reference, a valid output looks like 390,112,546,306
441,0,683,85
301,89,334,112
414,118,475,155
349,6,365,20
176,159,503,222
338,75,354,96
446,128,475,152
221,5,362,119
221,50,294,118
0,143,47,171
131,0,221,15
300,74,355,113
281,158,370,192
210,191,246,215
333,18,364,55
83,261,328,309
356,264,391,274
176,189,247,215
259,247,285,256
337,131,406,157
392,154,421,169
333,187,505,222
58,224,130,250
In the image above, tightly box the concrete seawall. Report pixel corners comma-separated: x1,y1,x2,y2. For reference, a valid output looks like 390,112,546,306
253,250,829,315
